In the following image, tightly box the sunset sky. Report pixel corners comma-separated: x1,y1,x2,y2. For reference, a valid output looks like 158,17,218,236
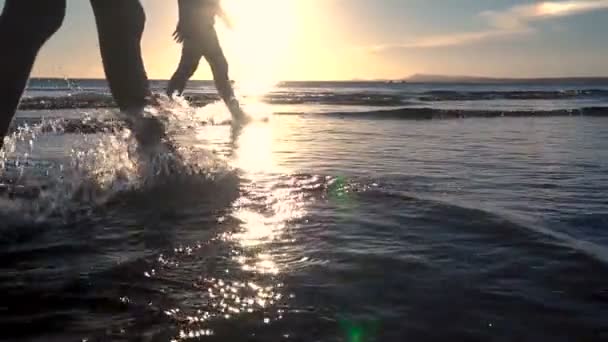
3,0,608,81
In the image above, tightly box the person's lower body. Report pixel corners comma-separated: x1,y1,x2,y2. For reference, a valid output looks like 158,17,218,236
167,28,245,120
0,0,66,150
167,43,202,98
0,0,160,151
204,49,246,121
90,0,164,148
90,0,150,112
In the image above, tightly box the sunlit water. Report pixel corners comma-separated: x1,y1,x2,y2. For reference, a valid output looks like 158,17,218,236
1,81,608,341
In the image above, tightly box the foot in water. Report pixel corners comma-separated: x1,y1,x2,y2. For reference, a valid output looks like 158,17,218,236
227,98,250,125
119,107,167,149
119,109,183,174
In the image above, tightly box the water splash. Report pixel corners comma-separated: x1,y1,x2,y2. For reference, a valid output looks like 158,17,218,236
0,100,232,223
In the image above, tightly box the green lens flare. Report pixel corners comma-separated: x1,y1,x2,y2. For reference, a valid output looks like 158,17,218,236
349,326,363,342
339,318,380,342
328,176,356,208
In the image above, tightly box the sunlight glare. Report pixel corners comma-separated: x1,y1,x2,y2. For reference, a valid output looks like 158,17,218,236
233,123,275,173
220,0,298,96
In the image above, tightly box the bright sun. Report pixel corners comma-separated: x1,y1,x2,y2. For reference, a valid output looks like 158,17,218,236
219,0,298,96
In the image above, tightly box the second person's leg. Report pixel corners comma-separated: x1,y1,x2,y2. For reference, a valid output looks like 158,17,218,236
202,30,236,104
167,43,203,97
202,29,246,120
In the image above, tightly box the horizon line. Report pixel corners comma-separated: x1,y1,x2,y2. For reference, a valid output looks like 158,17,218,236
28,75,608,82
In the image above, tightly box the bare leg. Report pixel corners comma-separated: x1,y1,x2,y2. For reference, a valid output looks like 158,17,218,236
89,0,150,112
167,43,203,97
206,53,245,120
0,0,66,150
202,30,236,104
202,30,245,120
90,0,165,147
206,52,236,104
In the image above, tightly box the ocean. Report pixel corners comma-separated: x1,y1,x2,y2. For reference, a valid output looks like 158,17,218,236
1,79,607,341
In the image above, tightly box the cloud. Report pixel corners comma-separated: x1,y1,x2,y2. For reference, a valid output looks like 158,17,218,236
483,0,608,29
370,28,531,50
374,0,608,50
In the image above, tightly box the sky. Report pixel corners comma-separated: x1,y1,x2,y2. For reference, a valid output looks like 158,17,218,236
3,0,608,81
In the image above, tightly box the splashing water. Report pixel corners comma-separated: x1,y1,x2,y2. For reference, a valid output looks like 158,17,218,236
0,99,235,223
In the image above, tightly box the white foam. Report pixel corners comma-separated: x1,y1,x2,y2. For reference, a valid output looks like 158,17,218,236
0,99,231,223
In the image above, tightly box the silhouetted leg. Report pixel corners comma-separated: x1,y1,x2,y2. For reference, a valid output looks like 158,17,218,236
89,0,150,112
202,30,245,120
0,0,66,149
206,51,245,120
90,0,166,148
202,30,236,103
206,52,236,103
167,43,203,97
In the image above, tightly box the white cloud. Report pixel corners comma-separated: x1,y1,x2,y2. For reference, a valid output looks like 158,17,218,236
374,0,608,50
370,28,531,50
484,0,608,29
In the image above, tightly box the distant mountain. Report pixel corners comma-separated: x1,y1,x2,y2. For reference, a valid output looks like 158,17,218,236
405,74,608,85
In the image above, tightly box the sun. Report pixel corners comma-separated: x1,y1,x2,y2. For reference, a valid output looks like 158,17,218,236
218,0,298,96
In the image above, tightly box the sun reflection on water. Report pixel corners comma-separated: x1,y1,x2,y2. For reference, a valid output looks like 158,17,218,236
231,122,276,174
160,113,313,341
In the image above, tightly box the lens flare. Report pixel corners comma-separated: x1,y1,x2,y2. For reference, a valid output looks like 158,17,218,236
220,0,298,96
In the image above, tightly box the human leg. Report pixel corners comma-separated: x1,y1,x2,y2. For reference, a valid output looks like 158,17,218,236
89,0,150,112
167,43,203,97
0,0,66,149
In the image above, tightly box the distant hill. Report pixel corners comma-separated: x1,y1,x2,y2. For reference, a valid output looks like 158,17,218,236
405,74,608,85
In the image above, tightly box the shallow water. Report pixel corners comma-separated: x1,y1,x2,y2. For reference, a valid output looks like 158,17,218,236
1,81,608,341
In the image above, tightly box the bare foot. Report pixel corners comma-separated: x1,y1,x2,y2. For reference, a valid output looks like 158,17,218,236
227,98,250,124
119,108,167,152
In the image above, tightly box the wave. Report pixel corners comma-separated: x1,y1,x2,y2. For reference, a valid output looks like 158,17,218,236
356,187,608,266
18,93,222,110
22,78,608,108
263,91,406,106
18,92,404,110
19,93,117,110
418,89,608,101
11,102,608,130
11,107,608,130
300,106,608,119
17,90,608,112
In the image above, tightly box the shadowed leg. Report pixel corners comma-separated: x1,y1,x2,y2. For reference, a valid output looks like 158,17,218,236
90,0,165,148
167,43,204,97
0,0,66,150
202,29,245,120
202,29,236,104
89,0,150,112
